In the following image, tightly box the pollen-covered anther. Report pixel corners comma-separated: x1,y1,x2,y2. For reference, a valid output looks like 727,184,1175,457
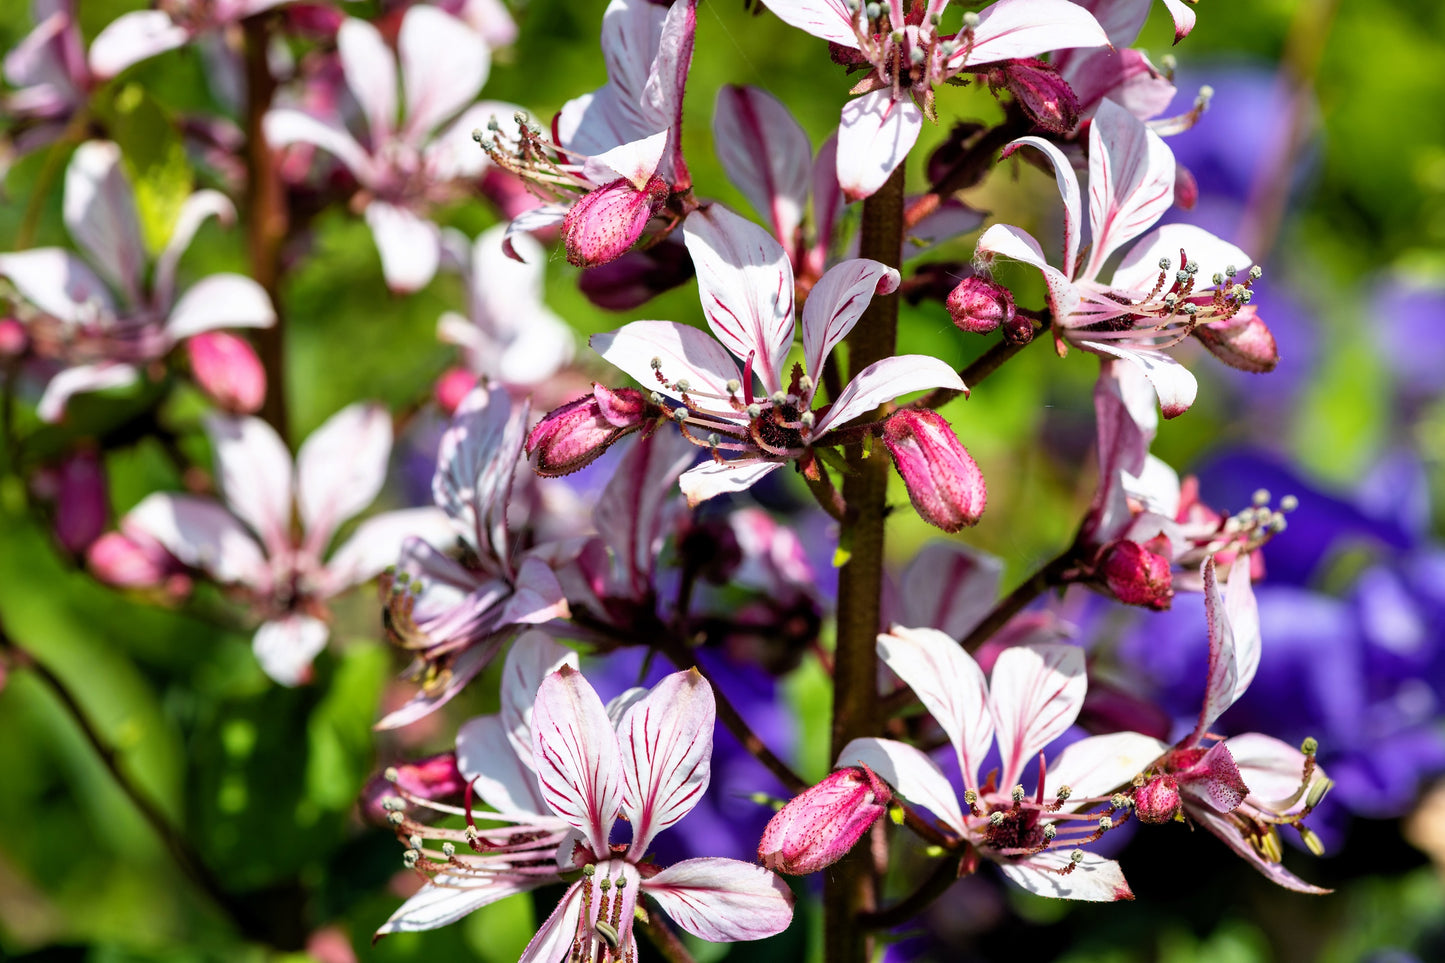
1011,784,1026,805
1070,849,1084,864
1056,785,1072,802
1042,823,1058,841
1098,816,1113,831
402,849,420,868
1110,793,1131,810
988,811,1005,827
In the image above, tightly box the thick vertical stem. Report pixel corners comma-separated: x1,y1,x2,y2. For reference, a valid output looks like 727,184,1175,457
825,165,905,963
242,17,290,441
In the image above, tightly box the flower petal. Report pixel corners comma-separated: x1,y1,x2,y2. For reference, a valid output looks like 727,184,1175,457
876,626,993,794
1189,807,1330,893
897,542,1004,641
253,614,329,687
320,507,454,595
165,273,276,340
496,556,571,626
337,16,397,142
836,737,965,833
518,883,584,963
620,670,715,857
1081,99,1175,281
296,402,393,554
676,460,781,508
154,190,236,308
954,0,1110,67
713,84,812,246
595,430,697,596
426,101,520,181
205,413,294,558
990,643,1087,790
374,629,514,730
975,223,1080,322
1192,555,1257,740
999,850,1134,902
1224,733,1318,806
1045,731,1169,807
1077,341,1197,419
801,258,900,393
499,631,581,767
36,362,137,423
377,874,551,937
87,10,188,79
1002,134,1081,277
590,320,741,405
124,491,268,587
0,248,115,324
433,385,527,557
364,200,441,293
63,141,145,300
812,355,965,437
836,89,921,202
398,6,489,140
682,205,796,393
1112,222,1252,295
263,108,373,181
757,0,860,48
643,858,794,942
531,666,623,855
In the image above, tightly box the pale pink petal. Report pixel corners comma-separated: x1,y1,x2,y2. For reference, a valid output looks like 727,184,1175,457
682,205,796,393
642,0,696,182
1077,341,1197,419
295,401,393,553
496,557,570,626
836,89,922,202
999,850,1134,902
205,413,295,557
812,355,966,437
810,132,844,266
399,7,489,140
1044,731,1169,807
1082,100,1175,281
63,141,145,300
713,85,812,246
1222,551,1261,699
36,363,137,422
253,613,330,687
5,8,77,99
643,858,793,941
365,200,441,293
677,460,781,508
263,108,373,181
532,667,623,854
598,0,670,136
1002,135,1081,277
801,258,900,392
154,190,236,308
876,626,993,794
124,491,268,587
499,631,580,765
374,631,513,730
337,17,397,142
595,430,697,595
757,0,860,48
433,385,527,556
426,100,519,181
975,223,1080,321
897,543,1004,641
320,507,454,594
1193,555,1252,741
1189,807,1330,893
1112,223,1251,294
836,737,965,833
457,0,518,47
165,274,276,341
87,10,189,79
517,883,584,963
377,874,551,936
0,248,115,324
990,643,1087,790
590,320,741,405
502,205,568,261
1077,0,1152,47
1224,733,1318,805
954,0,1110,67
1161,0,1197,42
585,131,668,190
619,670,714,857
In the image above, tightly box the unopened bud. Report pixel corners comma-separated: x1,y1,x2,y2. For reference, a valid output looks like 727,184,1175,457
1133,774,1182,824
360,753,465,827
946,276,1015,335
1100,539,1174,610
0,318,28,356
562,176,669,268
186,331,267,415
882,409,987,533
434,368,481,415
86,530,180,588
758,766,892,875
990,58,1081,134
46,449,108,555
527,385,653,476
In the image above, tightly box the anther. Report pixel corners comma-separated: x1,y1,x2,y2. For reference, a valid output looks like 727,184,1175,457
964,789,979,806
707,433,720,447
1098,816,1113,831
513,110,530,125
770,390,787,404
962,11,979,27
890,28,904,42
1158,257,1172,270
403,849,420,868
1253,488,1271,506
671,408,688,422
442,842,456,857
746,404,762,419
1306,778,1334,809
649,391,663,404
1011,785,1026,804
408,834,423,851
582,864,597,877
1056,785,1072,802
1280,494,1299,512
1110,794,1130,810
650,357,663,370
1299,826,1325,856
1249,265,1263,280
381,796,404,811
800,411,815,428
726,379,741,394
387,811,405,826
1212,272,1225,286
598,878,612,891
1224,264,1238,277
471,128,484,143
1070,849,1084,864
865,2,880,18
799,375,814,392
1184,260,1200,274
988,811,1005,827
910,47,926,65
1043,824,1058,840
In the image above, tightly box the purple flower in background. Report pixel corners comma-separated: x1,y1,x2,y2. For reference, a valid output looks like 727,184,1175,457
1374,274,1445,397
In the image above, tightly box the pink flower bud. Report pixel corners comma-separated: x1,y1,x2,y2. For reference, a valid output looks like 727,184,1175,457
758,766,891,875
946,276,1016,334
0,318,28,357
527,384,654,476
186,331,267,414
1100,539,1174,610
52,450,108,554
1193,309,1279,373
87,531,181,588
1133,774,1182,824
882,409,987,532
1173,742,1250,814
991,59,1081,135
434,367,480,415
562,176,668,268
360,752,467,827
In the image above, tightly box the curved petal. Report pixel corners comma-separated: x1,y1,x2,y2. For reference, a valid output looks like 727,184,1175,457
165,273,276,340
837,89,921,202
677,460,781,508
1077,341,1197,419
620,670,715,858
499,631,581,767
812,355,966,437
263,108,373,181
975,223,1080,322
155,190,236,308
954,0,1109,67
87,10,188,79
502,205,568,261
205,413,294,557
897,542,1004,641
253,614,330,687
990,643,1087,790
496,556,570,626
876,626,993,794
1002,135,1081,277
320,507,454,595
531,666,623,855
365,200,441,293
337,16,397,142
374,630,513,730
643,858,793,941
1189,807,1330,893
0,248,115,324
426,100,519,181
713,85,812,246
590,320,741,404
757,0,860,48
123,491,268,587
682,205,795,392
36,362,137,422
377,874,550,936
801,258,900,393
399,7,489,140
837,737,965,833
1082,100,1175,281
294,401,393,554
1193,556,1239,740
597,0,670,139
63,141,144,300
1224,733,1318,806
1044,731,1169,808
1222,552,1261,699
433,385,526,556
1161,0,1197,42
999,850,1134,902
1112,222,1252,295
594,430,697,594
457,714,550,817
518,883,584,963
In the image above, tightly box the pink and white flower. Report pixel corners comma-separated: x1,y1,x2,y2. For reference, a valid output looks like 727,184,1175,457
376,386,570,728
0,140,275,421
109,403,453,685
88,0,290,80
265,6,516,291
838,628,1138,900
2,0,92,171
590,204,965,505
757,0,1109,199
975,99,1268,417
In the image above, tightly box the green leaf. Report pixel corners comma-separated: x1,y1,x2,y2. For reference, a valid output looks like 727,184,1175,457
306,642,391,811
102,83,195,257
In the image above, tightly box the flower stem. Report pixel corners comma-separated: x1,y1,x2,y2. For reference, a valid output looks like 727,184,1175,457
826,163,906,963
242,16,290,443
858,855,961,931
